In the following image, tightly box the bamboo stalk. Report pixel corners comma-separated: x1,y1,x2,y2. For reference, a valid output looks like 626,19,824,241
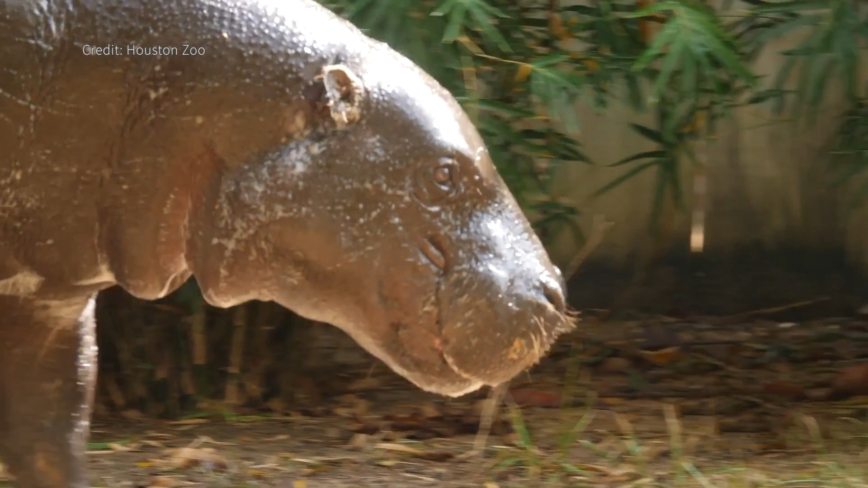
188,301,210,399
190,304,208,365
225,304,248,405
245,302,275,404
691,148,708,253
104,373,127,410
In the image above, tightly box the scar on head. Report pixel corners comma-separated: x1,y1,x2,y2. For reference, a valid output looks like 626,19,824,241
317,64,364,129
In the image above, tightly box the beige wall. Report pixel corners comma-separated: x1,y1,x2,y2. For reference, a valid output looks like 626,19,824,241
542,4,868,275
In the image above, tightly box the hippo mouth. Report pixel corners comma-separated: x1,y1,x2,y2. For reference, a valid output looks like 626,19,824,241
422,283,572,397
432,289,571,391
408,238,575,396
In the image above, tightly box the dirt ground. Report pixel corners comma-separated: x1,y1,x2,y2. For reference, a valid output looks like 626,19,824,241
2,310,868,487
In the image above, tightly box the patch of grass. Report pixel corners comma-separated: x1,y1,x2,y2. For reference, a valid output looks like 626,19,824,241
485,391,868,487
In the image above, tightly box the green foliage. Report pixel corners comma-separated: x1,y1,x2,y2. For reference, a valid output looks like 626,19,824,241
626,1,756,105
591,0,759,232
316,0,867,242
830,97,868,209
738,0,868,198
321,0,596,248
741,0,868,116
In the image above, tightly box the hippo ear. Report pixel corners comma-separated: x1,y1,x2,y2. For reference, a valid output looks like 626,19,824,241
318,64,366,129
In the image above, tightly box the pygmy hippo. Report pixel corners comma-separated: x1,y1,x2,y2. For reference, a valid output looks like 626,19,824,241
0,0,575,485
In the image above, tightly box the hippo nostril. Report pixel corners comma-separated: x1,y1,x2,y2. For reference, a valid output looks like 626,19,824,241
541,280,566,314
419,235,448,271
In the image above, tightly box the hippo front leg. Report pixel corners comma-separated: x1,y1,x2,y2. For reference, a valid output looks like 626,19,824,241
0,294,98,488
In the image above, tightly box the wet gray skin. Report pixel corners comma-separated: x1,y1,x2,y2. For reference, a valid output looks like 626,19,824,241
0,0,574,409
196,30,575,396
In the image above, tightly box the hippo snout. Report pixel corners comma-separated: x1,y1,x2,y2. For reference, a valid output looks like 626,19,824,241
430,222,575,390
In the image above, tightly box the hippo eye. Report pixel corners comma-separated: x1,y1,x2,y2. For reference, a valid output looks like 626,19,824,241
433,165,452,188
412,157,461,208
431,158,458,191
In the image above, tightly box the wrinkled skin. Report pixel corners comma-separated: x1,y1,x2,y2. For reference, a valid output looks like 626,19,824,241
0,0,574,485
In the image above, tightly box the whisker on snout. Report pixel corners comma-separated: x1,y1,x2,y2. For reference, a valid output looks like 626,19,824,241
548,307,579,340
533,315,546,340
530,332,541,363
522,312,575,368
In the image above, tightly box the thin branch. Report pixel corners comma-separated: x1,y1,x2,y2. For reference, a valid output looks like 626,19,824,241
563,214,614,281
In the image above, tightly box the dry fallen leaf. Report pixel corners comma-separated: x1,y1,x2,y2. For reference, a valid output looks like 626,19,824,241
827,362,868,400
471,399,491,417
598,357,633,374
761,381,807,400
574,463,616,474
331,407,358,418
770,362,792,373
168,418,210,426
120,409,145,420
508,388,561,408
598,397,625,406
166,447,229,471
194,435,235,446
147,475,181,487
109,442,140,452
418,402,442,419
640,444,670,462
514,63,533,83
502,432,521,446
145,431,176,439
246,469,269,479
265,398,286,413
640,324,683,350
638,346,684,367
374,443,423,455
718,415,768,434
349,433,368,449
347,377,382,391
373,442,454,461
346,420,379,435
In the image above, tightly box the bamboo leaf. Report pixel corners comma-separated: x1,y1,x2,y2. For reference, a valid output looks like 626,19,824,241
591,160,659,199
807,54,836,110
750,0,829,14
620,0,684,18
651,38,686,103
629,123,666,145
701,32,756,85
474,99,536,118
681,48,698,102
442,3,467,43
468,2,511,52
632,21,680,72
609,150,669,167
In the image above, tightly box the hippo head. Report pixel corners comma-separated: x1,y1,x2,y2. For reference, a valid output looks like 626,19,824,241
193,39,576,397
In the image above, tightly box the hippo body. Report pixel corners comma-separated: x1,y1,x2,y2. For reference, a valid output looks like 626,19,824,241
0,0,573,486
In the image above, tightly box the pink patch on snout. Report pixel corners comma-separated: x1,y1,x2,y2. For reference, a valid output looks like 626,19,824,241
433,337,443,352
